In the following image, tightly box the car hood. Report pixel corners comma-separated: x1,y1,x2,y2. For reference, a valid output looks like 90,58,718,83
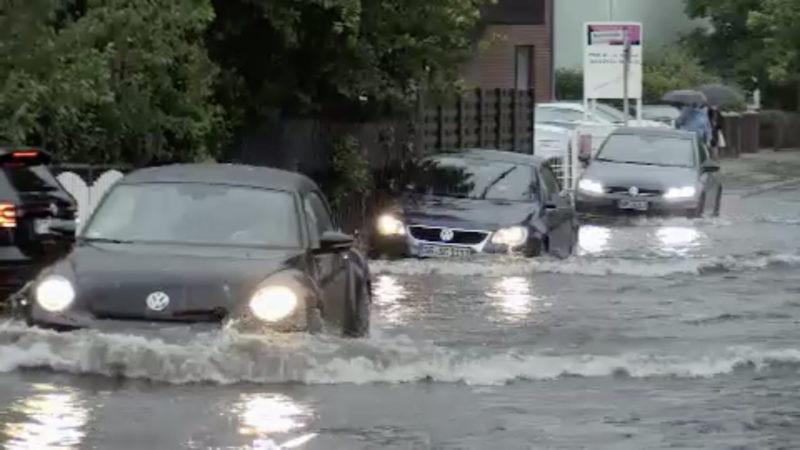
583,161,698,190
400,195,539,230
60,243,305,320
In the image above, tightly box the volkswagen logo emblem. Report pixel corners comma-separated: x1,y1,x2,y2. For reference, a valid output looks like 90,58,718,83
146,291,170,311
440,228,455,242
629,186,639,197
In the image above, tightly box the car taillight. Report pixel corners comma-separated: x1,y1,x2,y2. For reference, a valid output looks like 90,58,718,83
0,203,17,228
12,150,38,158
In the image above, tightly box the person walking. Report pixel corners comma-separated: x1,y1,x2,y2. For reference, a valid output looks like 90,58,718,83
707,106,726,159
676,103,712,149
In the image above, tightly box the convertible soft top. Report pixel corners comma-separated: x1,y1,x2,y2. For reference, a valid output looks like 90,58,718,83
120,163,319,193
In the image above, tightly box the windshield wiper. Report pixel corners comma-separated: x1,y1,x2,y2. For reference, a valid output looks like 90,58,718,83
480,166,518,199
83,237,136,244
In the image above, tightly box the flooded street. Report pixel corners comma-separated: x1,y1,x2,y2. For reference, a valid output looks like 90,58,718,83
3,152,800,449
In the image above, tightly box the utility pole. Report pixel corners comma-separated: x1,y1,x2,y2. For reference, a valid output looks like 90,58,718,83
622,28,631,126
608,0,614,20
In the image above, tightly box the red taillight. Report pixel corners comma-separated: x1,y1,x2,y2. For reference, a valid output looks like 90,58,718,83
0,203,17,228
11,150,38,159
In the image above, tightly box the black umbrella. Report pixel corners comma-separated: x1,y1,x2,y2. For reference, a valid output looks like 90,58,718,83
662,89,708,106
696,83,745,108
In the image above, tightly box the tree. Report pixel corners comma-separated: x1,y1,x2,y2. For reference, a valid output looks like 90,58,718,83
207,0,487,129
554,68,582,101
749,0,800,89
683,0,766,90
0,0,225,164
642,44,716,103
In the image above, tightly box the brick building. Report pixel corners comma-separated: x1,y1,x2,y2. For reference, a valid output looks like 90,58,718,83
462,0,554,103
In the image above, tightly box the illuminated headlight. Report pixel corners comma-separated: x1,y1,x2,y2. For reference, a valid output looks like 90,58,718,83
249,286,299,323
663,186,697,200
35,276,75,312
377,214,405,236
578,179,604,195
491,226,529,247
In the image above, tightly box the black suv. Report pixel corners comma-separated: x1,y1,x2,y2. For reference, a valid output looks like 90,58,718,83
0,148,77,303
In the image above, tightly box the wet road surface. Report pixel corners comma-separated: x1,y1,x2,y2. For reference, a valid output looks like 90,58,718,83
3,152,800,449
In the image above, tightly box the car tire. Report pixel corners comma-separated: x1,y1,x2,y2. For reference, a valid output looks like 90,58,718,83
343,267,370,338
689,193,706,219
524,236,544,258
713,188,722,217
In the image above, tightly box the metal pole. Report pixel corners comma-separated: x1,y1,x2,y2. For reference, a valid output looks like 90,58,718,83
622,30,631,126
608,0,613,19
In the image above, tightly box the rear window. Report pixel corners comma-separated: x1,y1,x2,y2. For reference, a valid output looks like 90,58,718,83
3,166,61,193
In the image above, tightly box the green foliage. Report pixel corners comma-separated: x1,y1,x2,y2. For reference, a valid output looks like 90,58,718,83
554,68,582,101
0,0,225,164
329,133,371,209
207,0,488,127
748,0,800,84
642,44,716,103
553,45,715,104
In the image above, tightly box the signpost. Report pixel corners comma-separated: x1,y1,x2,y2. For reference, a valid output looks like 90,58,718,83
583,22,643,123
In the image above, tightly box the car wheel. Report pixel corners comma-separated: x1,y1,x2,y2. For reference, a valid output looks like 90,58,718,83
713,188,722,217
689,193,706,219
524,235,544,258
343,268,370,338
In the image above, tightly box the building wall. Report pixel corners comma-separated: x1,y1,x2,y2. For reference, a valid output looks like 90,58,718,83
554,0,705,69
462,0,553,102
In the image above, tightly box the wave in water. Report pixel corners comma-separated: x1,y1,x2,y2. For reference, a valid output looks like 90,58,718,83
369,252,800,278
0,321,797,385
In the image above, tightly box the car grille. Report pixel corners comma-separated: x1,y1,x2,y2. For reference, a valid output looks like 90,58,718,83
408,226,489,245
607,186,663,197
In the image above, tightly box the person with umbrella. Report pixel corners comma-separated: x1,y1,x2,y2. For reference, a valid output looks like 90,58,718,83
664,90,712,150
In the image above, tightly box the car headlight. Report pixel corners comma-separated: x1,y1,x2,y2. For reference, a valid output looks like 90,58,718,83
377,214,405,236
491,226,529,247
249,285,299,323
663,186,697,200
578,179,604,195
35,275,76,312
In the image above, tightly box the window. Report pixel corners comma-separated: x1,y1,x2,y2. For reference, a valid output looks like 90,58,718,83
304,192,334,247
514,45,533,90
540,167,561,197
597,134,697,168
84,183,302,248
536,107,584,124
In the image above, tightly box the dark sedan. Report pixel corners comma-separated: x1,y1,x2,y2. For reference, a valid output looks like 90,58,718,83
370,149,578,259
12,164,371,337
575,128,722,218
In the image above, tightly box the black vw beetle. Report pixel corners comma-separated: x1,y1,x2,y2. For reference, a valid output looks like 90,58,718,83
13,164,371,337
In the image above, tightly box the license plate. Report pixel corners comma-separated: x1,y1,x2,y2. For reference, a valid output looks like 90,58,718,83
419,244,472,258
618,199,649,211
34,219,52,234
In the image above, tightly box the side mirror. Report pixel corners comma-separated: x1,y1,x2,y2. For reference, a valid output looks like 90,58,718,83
702,162,720,173
578,153,591,163
545,193,560,210
315,231,354,254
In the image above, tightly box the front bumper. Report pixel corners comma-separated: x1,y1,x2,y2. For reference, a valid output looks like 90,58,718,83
370,225,539,259
575,192,699,216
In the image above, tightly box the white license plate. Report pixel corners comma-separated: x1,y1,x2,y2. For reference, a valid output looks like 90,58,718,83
34,219,52,234
618,199,649,211
419,244,472,258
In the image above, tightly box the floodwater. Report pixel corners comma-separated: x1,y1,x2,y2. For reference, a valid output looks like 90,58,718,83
2,152,800,449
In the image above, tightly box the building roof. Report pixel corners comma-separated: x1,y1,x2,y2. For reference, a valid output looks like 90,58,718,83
120,164,319,192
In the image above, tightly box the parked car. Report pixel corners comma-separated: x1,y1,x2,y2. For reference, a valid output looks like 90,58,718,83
14,164,371,337
639,104,681,127
0,148,77,303
369,149,578,259
575,128,722,218
536,102,669,128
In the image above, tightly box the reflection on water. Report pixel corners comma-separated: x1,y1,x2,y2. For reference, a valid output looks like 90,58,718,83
234,393,317,449
486,277,538,322
578,225,611,254
373,275,411,325
2,384,90,450
655,226,703,255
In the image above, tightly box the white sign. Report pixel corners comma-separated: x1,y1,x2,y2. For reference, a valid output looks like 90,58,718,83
583,22,643,100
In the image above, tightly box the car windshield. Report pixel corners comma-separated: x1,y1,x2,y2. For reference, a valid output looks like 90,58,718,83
83,183,302,247
406,155,537,202
596,134,697,168
595,104,631,123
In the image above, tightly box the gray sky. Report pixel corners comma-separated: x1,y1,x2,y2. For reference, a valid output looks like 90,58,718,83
554,0,706,68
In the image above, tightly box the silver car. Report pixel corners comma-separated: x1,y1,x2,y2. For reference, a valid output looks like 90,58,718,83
575,128,722,218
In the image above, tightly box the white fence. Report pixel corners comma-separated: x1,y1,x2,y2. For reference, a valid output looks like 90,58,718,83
56,170,124,230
